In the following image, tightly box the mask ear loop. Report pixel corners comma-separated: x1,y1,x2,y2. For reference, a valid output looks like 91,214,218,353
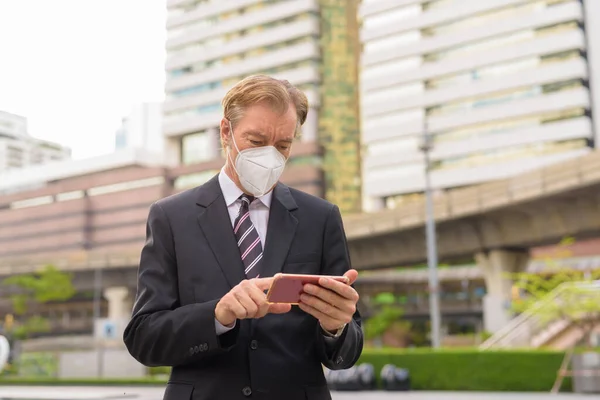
227,121,263,196
226,120,244,180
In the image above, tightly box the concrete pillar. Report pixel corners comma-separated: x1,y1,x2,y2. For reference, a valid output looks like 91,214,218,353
475,249,529,334
104,287,132,321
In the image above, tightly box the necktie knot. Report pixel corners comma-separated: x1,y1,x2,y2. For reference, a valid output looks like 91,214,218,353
240,194,255,206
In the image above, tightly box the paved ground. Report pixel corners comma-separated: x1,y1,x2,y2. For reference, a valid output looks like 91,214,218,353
0,386,593,399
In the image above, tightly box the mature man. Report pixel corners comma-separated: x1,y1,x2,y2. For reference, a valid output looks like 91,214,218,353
123,75,363,400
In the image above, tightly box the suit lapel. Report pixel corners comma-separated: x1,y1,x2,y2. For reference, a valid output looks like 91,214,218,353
260,183,298,278
196,175,246,289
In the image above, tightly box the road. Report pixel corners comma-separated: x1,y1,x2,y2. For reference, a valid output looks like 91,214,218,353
0,386,592,399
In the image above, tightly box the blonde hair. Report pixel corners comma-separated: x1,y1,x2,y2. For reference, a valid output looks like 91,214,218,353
222,75,309,135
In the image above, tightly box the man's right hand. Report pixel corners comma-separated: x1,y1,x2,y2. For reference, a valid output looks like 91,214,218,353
215,277,291,327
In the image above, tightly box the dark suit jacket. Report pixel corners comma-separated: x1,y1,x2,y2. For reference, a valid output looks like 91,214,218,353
123,175,363,400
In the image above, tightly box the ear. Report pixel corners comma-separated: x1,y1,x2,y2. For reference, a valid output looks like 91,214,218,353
219,118,231,148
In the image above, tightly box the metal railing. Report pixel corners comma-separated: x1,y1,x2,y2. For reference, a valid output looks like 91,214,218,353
480,281,600,350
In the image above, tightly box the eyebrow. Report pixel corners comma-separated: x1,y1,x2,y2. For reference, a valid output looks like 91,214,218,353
245,130,294,143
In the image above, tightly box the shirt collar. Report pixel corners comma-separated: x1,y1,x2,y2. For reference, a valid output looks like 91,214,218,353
218,168,273,208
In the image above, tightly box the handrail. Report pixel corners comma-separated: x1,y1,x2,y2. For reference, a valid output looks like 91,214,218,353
480,281,600,350
480,282,573,349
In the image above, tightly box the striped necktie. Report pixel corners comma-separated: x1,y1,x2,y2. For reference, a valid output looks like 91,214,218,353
233,194,262,279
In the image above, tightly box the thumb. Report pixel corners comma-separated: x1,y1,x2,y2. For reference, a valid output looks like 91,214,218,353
344,269,359,285
268,303,292,314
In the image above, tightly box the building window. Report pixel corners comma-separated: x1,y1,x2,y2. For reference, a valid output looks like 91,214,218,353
432,139,588,171
172,82,221,98
362,57,421,81
288,155,322,166
174,170,219,190
182,131,215,165
363,4,420,30
368,136,421,157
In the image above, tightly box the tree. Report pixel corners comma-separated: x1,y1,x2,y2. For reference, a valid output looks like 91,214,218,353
1,265,76,340
363,292,413,347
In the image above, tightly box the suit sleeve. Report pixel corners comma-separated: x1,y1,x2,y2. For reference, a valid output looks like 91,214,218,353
315,204,364,370
123,202,239,367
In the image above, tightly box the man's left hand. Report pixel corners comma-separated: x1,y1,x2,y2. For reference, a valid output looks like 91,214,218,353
299,269,359,334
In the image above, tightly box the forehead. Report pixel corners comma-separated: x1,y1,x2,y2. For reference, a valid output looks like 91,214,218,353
236,104,297,138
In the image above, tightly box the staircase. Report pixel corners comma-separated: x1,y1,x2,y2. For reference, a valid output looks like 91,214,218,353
480,281,600,350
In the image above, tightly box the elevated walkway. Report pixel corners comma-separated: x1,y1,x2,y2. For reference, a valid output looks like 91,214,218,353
347,150,600,269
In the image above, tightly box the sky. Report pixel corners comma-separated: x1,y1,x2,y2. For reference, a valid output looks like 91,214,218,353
0,0,166,160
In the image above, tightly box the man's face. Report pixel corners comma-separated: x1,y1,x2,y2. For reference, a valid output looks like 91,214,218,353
221,103,297,161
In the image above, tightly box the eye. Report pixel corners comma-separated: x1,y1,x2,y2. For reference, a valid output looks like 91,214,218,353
249,140,262,146
278,145,290,151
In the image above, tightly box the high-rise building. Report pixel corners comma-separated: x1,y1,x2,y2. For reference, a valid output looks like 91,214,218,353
359,0,600,212
115,102,164,154
0,110,70,173
164,0,362,212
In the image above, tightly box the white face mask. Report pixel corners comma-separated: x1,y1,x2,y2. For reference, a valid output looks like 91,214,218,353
227,122,288,197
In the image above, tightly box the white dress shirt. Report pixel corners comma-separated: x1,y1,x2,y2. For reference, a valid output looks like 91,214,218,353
215,168,271,334
219,167,272,246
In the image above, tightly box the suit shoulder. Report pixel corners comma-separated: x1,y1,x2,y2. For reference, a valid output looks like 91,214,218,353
153,187,197,212
287,186,336,213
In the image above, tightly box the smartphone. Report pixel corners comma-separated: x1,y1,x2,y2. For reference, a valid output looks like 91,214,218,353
266,273,350,304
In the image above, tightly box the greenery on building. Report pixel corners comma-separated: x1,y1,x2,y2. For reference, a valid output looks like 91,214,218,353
318,0,362,213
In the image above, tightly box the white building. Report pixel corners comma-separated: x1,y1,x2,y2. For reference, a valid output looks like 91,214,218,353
359,0,600,211
163,0,322,170
0,110,71,173
115,103,164,154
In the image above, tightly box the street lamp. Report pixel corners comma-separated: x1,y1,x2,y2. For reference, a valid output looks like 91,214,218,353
419,121,442,348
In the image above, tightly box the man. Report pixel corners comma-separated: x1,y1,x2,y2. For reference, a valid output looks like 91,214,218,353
123,75,363,400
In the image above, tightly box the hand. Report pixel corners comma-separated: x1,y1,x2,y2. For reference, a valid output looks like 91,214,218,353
298,269,359,333
215,277,291,327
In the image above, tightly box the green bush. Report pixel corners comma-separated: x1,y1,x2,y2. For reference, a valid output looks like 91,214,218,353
1,349,573,392
358,348,572,392
148,366,171,376
15,352,58,378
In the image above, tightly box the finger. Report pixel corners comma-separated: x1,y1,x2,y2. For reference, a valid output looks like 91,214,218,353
233,291,258,318
344,269,359,285
303,284,355,315
298,302,343,327
317,277,359,301
267,303,292,314
251,277,275,291
300,293,347,321
246,284,270,318
227,298,248,320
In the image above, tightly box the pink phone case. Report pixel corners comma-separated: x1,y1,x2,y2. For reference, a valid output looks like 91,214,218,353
266,273,349,304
